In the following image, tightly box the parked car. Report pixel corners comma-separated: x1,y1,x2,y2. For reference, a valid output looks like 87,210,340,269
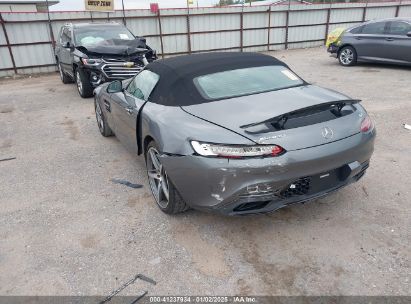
94,52,376,215
55,22,157,98
327,17,411,66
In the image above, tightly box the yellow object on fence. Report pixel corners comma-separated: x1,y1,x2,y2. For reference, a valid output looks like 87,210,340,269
326,28,346,48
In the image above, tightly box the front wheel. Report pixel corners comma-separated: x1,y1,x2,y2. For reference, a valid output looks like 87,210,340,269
76,68,94,98
338,46,357,66
146,141,189,214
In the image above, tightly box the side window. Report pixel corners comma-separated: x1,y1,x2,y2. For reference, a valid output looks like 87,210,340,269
66,28,72,43
350,25,363,34
126,70,160,101
60,27,67,44
362,22,387,35
127,78,137,97
60,27,72,45
387,21,411,36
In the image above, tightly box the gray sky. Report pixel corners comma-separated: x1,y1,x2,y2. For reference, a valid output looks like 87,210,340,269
51,0,219,11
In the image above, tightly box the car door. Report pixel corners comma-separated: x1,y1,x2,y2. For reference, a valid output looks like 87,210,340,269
58,27,74,77
353,21,389,61
110,70,160,154
384,21,411,63
101,88,116,129
54,27,63,64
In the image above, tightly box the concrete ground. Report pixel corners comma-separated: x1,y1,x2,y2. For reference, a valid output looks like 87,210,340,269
0,47,410,297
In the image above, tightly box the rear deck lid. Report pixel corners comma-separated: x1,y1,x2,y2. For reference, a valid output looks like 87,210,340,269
182,85,363,151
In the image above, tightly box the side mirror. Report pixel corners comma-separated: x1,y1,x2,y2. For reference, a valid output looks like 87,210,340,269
107,80,123,93
136,36,147,43
64,41,74,49
407,31,411,37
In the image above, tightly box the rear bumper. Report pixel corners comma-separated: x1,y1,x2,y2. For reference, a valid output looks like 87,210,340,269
212,161,368,215
160,131,375,215
327,44,339,57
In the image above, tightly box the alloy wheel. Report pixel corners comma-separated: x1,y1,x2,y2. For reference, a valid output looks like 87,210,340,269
340,49,354,65
95,101,104,133
76,71,83,95
147,147,170,209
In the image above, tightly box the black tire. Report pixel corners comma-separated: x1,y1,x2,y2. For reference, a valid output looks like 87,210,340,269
94,98,113,137
57,60,72,84
75,68,94,98
145,141,189,214
338,46,357,67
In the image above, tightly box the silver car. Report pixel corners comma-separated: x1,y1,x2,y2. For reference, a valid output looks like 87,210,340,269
94,52,376,215
328,17,411,66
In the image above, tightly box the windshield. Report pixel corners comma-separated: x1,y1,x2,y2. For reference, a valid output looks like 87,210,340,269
74,26,134,47
193,65,304,100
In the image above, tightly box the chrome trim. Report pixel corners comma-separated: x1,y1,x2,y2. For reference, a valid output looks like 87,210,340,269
101,58,144,79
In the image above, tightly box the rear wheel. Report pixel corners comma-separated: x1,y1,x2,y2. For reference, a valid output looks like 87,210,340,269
338,46,357,66
57,60,72,84
94,99,113,137
75,68,94,98
145,141,188,214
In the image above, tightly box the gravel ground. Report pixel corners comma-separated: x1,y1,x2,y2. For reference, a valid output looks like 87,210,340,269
0,47,410,297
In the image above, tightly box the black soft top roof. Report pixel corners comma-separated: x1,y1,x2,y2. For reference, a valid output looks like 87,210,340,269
147,52,288,106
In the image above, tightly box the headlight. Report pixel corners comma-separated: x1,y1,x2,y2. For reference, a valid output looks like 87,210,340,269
81,58,103,66
191,141,285,158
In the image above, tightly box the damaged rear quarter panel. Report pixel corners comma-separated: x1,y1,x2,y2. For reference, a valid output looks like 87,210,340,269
139,102,255,156
158,132,375,209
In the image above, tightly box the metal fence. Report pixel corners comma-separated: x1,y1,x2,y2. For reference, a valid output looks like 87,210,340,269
1,1,410,77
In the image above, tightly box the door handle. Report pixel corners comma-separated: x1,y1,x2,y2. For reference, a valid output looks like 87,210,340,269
385,37,394,41
355,37,362,40
125,107,134,115
103,99,111,112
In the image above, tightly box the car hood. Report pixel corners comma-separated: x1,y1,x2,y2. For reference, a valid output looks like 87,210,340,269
76,38,148,56
182,85,364,151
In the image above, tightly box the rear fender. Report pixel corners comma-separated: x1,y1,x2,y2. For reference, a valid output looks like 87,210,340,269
139,102,255,156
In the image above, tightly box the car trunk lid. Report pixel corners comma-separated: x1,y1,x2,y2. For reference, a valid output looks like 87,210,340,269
181,85,363,151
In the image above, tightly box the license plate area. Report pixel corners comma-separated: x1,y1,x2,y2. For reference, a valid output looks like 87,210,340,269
309,169,340,194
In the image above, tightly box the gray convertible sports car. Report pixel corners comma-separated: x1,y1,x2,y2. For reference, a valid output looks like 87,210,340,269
94,52,376,215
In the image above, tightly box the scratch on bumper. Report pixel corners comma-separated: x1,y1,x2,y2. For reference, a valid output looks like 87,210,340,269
159,132,375,215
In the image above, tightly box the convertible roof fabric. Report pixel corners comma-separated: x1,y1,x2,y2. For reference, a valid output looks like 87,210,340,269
147,52,288,106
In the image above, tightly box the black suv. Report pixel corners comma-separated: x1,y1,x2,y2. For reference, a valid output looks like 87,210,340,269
55,22,157,98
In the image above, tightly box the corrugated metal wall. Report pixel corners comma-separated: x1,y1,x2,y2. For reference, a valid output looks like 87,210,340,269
0,1,410,77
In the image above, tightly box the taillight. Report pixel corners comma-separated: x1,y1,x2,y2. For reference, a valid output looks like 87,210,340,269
191,141,285,158
360,115,373,133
